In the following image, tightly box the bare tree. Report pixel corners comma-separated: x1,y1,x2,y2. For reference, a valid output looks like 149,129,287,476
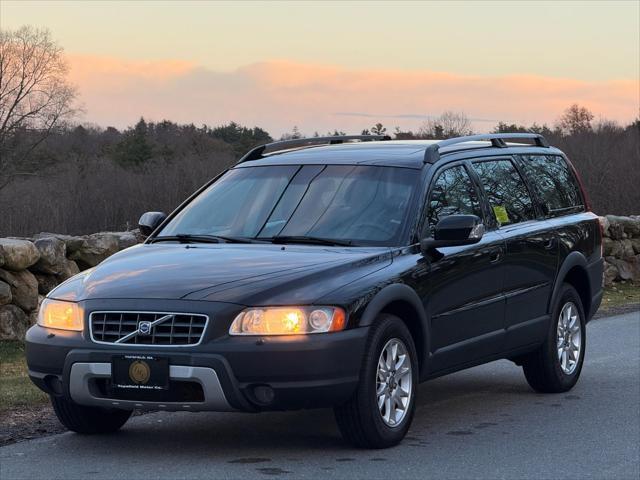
418,111,473,139
557,104,594,136
0,25,78,189
370,123,386,135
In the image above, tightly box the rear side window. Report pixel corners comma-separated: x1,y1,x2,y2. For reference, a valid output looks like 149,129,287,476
518,155,584,215
427,165,483,229
472,159,536,226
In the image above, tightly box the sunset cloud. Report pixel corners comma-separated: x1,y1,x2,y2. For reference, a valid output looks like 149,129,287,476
67,56,639,135
68,55,196,86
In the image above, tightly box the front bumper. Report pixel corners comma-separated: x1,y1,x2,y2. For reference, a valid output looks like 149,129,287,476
67,363,231,412
26,324,369,412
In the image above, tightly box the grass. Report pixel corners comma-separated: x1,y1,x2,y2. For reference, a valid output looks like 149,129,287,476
599,281,640,312
0,341,47,412
0,283,638,412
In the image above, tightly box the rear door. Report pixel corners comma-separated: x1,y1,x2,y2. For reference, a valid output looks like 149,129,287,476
516,153,594,312
471,157,558,349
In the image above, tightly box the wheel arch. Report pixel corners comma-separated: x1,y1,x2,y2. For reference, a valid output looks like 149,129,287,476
550,252,592,320
359,284,429,374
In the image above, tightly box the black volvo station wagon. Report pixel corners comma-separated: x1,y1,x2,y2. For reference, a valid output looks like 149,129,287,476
26,133,604,448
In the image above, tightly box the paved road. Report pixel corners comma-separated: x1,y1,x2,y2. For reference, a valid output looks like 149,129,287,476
2,311,639,480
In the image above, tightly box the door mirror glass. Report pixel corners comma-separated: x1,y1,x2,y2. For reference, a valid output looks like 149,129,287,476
138,211,167,237
421,214,484,252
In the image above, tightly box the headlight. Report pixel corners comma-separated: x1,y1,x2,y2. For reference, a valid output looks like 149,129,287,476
229,307,346,335
37,298,84,331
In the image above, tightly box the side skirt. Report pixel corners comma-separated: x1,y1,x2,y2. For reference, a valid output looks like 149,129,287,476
419,342,543,382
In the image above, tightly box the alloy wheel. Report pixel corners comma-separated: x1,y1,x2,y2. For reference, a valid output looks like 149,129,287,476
556,302,582,375
376,338,413,427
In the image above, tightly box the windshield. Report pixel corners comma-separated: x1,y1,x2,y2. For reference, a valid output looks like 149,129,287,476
158,164,418,246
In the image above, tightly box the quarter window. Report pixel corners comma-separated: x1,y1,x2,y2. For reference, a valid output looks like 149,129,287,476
472,159,536,226
427,165,482,229
518,155,584,215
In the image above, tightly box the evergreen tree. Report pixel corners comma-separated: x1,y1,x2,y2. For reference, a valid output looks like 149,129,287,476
113,118,153,166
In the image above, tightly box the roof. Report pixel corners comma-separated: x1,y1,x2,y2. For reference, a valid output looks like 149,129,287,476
234,134,562,170
236,141,434,169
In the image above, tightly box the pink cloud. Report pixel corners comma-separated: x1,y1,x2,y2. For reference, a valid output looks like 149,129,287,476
66,56,639,135
68,55,196,86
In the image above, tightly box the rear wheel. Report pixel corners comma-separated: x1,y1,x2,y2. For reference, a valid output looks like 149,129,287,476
521,284,586,393
334,314,418,448
51,396,132,434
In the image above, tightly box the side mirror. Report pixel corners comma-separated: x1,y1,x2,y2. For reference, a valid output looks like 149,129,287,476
138,211,167,237
421,215,484,252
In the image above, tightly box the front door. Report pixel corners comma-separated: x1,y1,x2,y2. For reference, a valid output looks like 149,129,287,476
422,163,506,372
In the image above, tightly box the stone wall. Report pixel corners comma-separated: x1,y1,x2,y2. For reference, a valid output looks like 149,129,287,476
600,215,640,286
0,215,638,340
0,231,140,340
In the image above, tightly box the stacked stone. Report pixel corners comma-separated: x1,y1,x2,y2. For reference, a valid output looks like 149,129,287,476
0,231,139,340
600,215,640,286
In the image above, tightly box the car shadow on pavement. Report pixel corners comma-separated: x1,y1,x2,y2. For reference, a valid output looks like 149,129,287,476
63,360,544,456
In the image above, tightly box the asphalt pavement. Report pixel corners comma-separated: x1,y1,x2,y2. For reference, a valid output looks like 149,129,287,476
1,311,639,480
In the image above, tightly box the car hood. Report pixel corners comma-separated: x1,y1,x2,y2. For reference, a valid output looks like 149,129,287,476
49,243,393,305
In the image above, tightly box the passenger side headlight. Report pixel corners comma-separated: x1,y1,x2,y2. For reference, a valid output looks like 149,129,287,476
37,298,84,331
229,307,346,335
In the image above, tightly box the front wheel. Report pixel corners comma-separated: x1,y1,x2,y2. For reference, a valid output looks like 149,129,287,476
334,314,418,448
51,395,132,434
521,284,586,393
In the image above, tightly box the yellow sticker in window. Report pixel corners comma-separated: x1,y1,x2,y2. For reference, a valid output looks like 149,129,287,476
493,205,510,225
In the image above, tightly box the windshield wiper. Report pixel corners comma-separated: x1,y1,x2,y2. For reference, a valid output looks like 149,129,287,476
267,235,354,247
151,234,256,244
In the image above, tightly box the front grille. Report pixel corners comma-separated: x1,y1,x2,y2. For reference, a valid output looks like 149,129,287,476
90,311,208,346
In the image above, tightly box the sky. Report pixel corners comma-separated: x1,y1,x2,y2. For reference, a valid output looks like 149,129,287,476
2,0,639,136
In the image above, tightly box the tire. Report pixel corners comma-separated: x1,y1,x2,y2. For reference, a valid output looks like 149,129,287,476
334,313,418,448
522,284,586,393
51,395,132,434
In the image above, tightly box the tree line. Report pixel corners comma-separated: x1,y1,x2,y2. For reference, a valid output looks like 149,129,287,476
0,108,636,237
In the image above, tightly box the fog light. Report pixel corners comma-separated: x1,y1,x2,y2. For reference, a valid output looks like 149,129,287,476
252,385,275,405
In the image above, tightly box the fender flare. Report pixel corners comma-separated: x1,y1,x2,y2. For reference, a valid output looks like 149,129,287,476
549,251,589,314
359,283,430,370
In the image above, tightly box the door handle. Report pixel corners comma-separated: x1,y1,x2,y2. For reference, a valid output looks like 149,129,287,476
544,238,556,250
489,248,502,263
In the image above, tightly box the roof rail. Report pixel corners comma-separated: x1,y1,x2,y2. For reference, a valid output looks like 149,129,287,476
237,135,391,163
423,133,549,163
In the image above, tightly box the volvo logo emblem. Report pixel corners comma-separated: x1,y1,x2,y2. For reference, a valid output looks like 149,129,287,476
138,321,152,335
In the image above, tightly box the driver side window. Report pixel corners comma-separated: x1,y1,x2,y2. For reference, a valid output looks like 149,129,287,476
426,165,483,234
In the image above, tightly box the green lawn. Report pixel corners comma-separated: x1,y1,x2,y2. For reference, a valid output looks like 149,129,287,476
0,341,47,412
0,283,638,412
